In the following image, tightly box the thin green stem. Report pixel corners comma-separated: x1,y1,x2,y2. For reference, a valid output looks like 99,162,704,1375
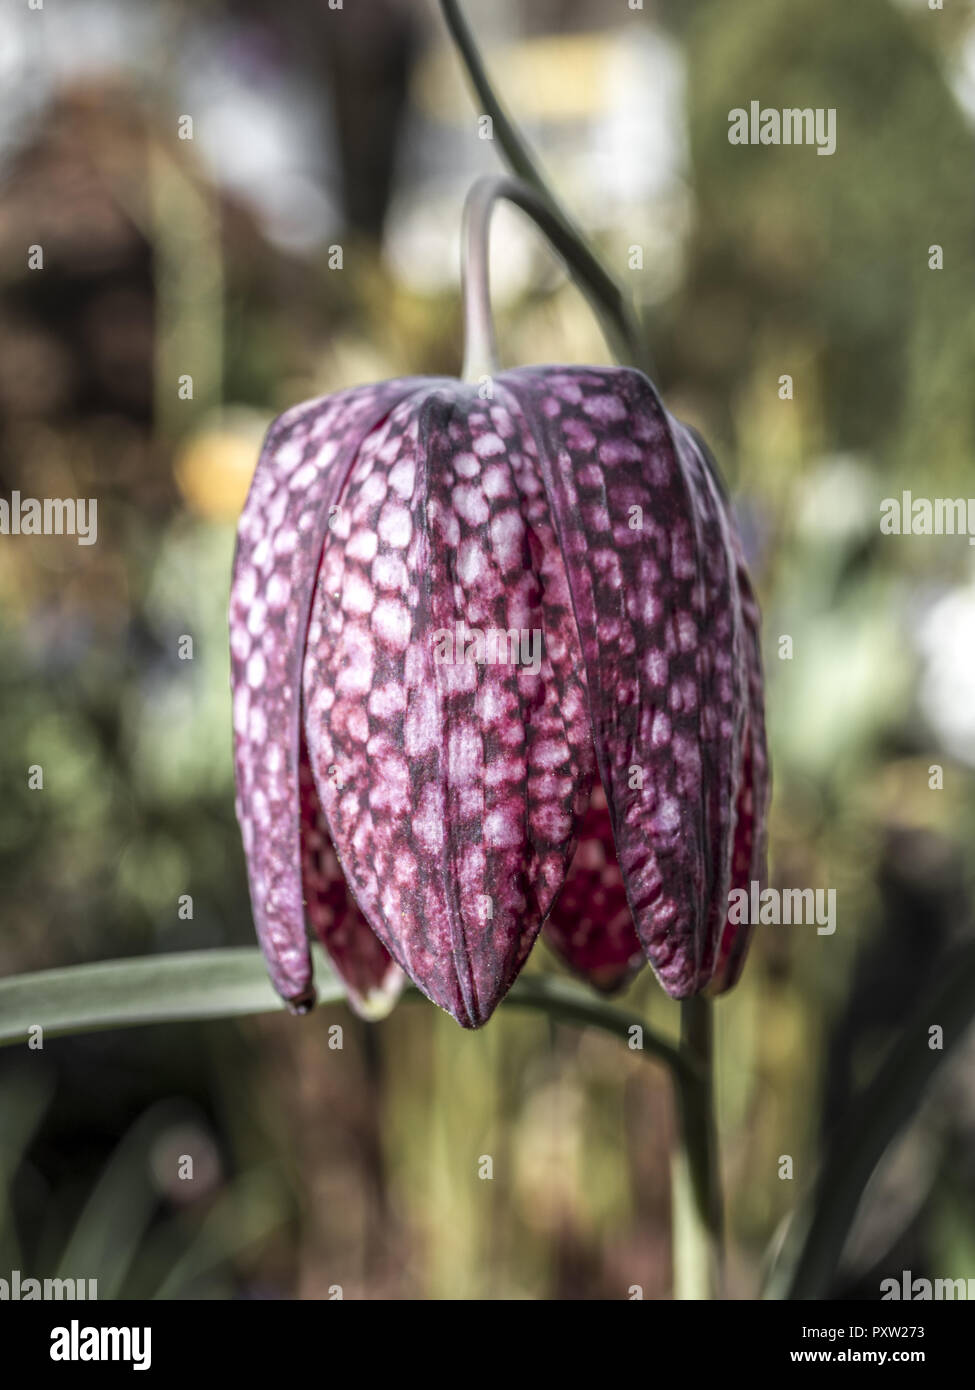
440,0,551,200
441,1,650,375
672,996,723,1299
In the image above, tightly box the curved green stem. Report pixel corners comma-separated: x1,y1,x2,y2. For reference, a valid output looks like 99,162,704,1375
442,1,650,375
460,177,502,381
462,176,639,381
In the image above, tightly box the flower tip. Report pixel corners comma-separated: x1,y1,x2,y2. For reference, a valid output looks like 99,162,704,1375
285,987,317,1017
345,965,407,1022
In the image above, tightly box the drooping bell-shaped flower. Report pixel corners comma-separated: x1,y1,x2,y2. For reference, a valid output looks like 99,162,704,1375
229,363,768,1027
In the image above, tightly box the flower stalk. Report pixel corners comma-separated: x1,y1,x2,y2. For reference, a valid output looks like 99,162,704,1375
442,0,651,375
672,996,723,1298
461,175,643,379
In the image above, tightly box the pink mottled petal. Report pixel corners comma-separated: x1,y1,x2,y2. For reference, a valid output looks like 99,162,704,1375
542,781,644,993
230,379,434,1006
675,426,749,983
303,385,595,1027
503,366,746,998
299,736,404,1019
710,558,770,993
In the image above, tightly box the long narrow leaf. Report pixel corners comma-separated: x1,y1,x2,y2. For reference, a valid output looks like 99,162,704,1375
0,947,345,1047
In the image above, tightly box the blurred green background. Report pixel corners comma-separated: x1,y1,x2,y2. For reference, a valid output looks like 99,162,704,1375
1,0,974,1299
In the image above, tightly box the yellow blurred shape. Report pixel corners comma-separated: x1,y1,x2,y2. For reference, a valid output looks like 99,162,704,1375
418,32,613,123
862,757,969,833
173,412,269,521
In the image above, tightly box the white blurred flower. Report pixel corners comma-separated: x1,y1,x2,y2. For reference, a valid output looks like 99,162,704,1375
950,19,975,126
795,454,877,543
917,569,975,767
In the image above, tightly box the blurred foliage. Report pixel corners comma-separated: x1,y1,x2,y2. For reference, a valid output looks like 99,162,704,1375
0,0,974,1299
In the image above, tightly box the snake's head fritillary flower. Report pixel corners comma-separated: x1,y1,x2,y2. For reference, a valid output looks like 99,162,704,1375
229,366,769,1027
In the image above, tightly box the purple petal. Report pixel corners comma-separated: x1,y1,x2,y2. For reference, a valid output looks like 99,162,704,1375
230,379,432,1006
299,733,404,1018
502,366,747,998
542,781,645,993
710,558,770,993
301,385,596,1026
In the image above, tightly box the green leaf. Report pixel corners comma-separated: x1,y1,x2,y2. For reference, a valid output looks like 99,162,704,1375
0,947,345,1047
